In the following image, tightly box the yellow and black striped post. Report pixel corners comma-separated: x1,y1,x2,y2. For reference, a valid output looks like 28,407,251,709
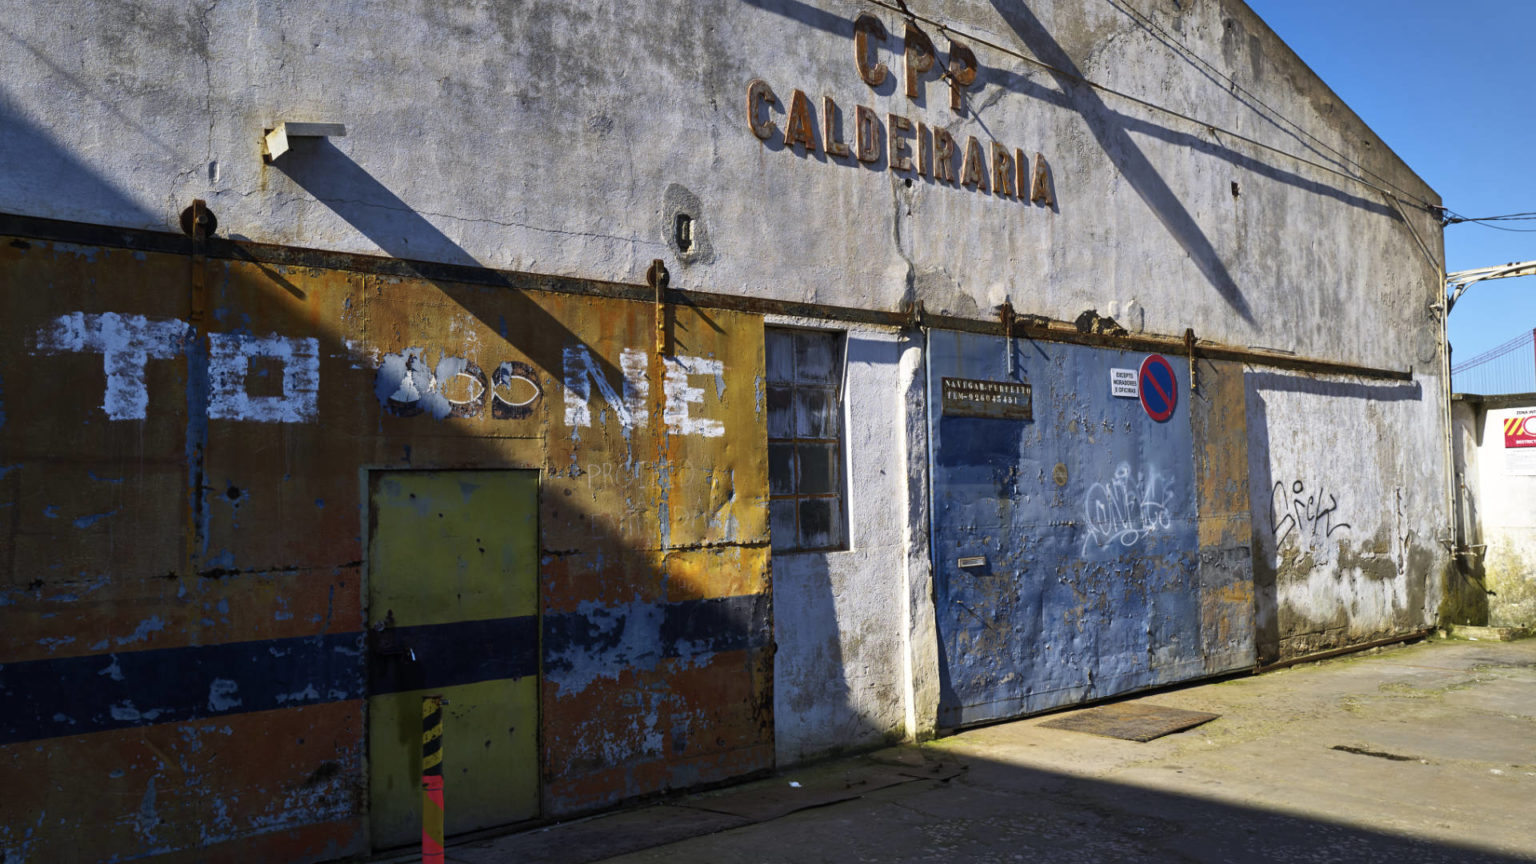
421,695,445,864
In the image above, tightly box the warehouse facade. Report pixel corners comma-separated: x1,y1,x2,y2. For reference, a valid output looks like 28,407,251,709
0,1,1454,860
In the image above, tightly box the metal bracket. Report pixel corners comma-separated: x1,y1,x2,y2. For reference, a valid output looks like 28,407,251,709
187,199,210,322
262,122,347,162
905,299,925,331
647,259,669,356
1184,327,1197,393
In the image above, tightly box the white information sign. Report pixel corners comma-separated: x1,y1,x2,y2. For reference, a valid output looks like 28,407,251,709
1110,368,1138,398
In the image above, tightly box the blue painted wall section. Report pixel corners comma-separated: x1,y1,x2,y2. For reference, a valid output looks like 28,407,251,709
929,331,1203,727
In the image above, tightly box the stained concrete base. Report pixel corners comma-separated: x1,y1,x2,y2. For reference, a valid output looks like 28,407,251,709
442,637,1536,863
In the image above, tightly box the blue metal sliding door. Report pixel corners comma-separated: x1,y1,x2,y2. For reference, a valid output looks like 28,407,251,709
930,331,1203,727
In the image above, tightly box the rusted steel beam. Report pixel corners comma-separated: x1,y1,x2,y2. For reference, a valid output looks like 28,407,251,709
0,211,1413,382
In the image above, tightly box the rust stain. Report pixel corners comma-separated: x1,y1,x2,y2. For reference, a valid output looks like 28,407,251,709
1,234,773,859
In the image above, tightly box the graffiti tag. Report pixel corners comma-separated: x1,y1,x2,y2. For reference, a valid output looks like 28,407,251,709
1081,461,1175,554
1269,479,1350,546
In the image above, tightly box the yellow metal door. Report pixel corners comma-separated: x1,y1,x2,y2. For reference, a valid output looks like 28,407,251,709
367,470,539,850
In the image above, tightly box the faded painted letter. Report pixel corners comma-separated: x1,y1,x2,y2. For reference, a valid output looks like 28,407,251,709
375,349,487,419
562,346,648,429
33,312,188,420
663,355,725,438
207,333,320,423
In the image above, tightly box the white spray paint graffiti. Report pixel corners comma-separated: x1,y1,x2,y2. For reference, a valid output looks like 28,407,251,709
1081,461,1176,554
34,312,188,420
207,333,320,423
34,313,318,423
563,346,726,437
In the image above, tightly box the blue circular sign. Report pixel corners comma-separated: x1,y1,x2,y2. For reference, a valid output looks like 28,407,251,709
1138,354,1177,422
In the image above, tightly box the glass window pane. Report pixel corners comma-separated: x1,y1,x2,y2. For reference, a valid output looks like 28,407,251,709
768,443,797,496
794,331,838,384
795,387,837,438
770,500,799,551
797,443,838,495
798,498,842,549
767,386,794,438
765,329,796,384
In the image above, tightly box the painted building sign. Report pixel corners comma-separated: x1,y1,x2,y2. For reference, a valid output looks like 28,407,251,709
746,14,1055,206
940,377,1032,419
1503,408,1536,475
27,314,729,438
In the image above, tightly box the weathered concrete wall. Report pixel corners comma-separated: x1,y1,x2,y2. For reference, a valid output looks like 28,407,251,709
1454,400,1536,628
0,0,1453,859
0,0,1441,366
772,325,910,763
1247,373,1449,661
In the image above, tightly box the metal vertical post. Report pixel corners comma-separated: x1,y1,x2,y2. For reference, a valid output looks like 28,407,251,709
999,300,1014,377
422,695,444,864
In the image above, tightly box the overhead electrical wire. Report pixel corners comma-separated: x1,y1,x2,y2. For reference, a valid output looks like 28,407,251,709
1099,0,1531,245
1098,0,1430,210
1442,210,1536,232
863,0,1441,214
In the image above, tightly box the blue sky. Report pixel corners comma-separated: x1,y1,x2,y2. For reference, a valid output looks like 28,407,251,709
1245,0,1536,377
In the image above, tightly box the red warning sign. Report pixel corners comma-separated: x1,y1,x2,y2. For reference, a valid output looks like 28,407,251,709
1505,411,1536,448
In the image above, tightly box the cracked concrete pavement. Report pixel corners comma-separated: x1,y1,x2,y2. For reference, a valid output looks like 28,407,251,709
431,636,1536,864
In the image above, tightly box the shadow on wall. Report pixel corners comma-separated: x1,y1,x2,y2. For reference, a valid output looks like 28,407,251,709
986,1,1253,325
1244,372,1430,661
773,553,891,762
282,136,909,767
0,151,775,860
0,87,160,228
741,0,1406,318
269,139,622,384
773,333,916,763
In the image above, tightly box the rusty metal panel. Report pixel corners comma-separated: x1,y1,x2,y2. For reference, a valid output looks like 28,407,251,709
527,292,772,815
1191,358,1258,673
929,331,1202,727
1,234,772,861
1,702,364,862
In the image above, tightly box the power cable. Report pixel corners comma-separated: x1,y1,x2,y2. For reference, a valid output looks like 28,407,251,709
863,0,1440,214
1098,0,1430,210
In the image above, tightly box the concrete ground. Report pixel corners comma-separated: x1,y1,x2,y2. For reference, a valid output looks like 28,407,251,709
439,636,1536,863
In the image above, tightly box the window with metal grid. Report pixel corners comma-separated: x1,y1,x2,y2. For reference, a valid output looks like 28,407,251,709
766,327,847,552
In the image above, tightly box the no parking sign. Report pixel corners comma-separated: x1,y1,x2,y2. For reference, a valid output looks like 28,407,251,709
1138,354,1177,422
